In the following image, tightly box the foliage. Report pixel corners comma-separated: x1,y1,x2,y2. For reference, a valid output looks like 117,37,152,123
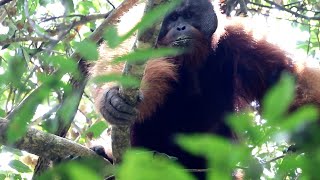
224,0,320,58
37,158,115,180
0,0,319,179
116,74,320,180
117,149,195,180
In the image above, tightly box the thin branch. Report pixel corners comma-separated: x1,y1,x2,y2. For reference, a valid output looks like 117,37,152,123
187,169,209,172
31,105,59,125
0,0,15,24
87,0,140,43
264,0,320,20
248,9,318,27
263,155,286,164
41,13,110,23
0,12,111,47
316,29,320,51
6,73,61,120
283,1,302,7
41,14,85,22
78,109,92,124
24,0,57,41
106,0,116,9
44,12,111,44
248,2,273,9
307,23,311,54
5,86,13,113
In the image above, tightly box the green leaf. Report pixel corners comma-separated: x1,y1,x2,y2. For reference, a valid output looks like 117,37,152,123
91,74,140,88
16,0,25,18
91,0,101,11
38,158,112,180
276,155,306,178
227,112,265,145
281,105,318,130
118,149,195,180
103,26,121,49
104,0,182,48
74,40,98,61
8,160,32,173
41,55,78,75
122,0,182,41
176,135,248,180
39,0,51,6
299,24,310,32
262,73,295,122
22,47,31,63
296,41,309,52
0,174,6,180
52,89,83,133
112,48,182,64
0,35,7,41
63,0,75,14
2,146,23,156
246,157,264,179
28,0,40,15
7,56,27,89
10,174,22,180
7,73,61,142
7,95,43,142
0,109,6,117
85,121,108,138
77,1,94,14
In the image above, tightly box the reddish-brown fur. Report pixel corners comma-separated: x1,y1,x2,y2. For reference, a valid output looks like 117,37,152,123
92,9,320,180
138,59,178,120
221,24,320,111
223,24,295,103
132,23,320,118
90,42,178,121
93,22,320,142
292,64,320,110
157,26,210,69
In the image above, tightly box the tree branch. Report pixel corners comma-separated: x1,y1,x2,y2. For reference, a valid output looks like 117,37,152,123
0,37,46,47
40,13,110,23
33,0,143,175
0,120,109,162
248,2,273,9
112,0,173,164
0,12,113,47
264,0,320,20
0,0,15,24
88,0,140,43
238,0,248,15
